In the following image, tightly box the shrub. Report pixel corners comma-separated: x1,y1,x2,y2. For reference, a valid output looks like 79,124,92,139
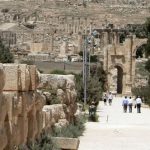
50,70,67,75
52,115,86,138
18,132,60,150
1,8,9,13
20,60,35,65
18,115,86,150
0,40,14,63
132,86,150,106
76,65,107,105
42,87,61,105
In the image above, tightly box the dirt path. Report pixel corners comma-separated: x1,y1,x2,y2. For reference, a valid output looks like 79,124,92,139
79,96,150,150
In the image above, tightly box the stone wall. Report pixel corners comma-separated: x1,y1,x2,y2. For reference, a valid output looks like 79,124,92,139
0,63,77,150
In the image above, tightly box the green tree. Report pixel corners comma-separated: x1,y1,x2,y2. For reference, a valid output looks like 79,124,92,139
145,59,150,73
145,18,150,57
76,65,107,105
0,40,14,63
132,18,150,106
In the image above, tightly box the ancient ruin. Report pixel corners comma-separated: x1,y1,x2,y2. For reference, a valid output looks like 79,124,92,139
0,63,78,150
94,29,147,94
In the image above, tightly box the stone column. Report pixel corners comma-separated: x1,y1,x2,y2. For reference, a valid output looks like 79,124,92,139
50,34,54,52
77,33,82,53
60,41,68,55
103,31,109,46
113,31,118,45
78,17,80,32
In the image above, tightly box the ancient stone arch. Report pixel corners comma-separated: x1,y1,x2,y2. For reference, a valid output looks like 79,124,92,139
132,41,147,57
102,33,147,95
108,63,126,94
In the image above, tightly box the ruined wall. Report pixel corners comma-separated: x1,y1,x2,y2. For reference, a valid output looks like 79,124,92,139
40,74,77,126
0,63,77,150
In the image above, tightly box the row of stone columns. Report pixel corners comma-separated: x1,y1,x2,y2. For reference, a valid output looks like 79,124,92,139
77,30,124,54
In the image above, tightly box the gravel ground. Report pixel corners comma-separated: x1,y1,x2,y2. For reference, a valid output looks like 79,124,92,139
79,96,150,150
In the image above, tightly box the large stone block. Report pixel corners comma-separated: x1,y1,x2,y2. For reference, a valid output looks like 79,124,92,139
52,137,80,150
19,64,30,91
43,104,67,125
29,65,39,91
3,64,31,91
39,74,67,90
3,64,19,91
42,107,53,129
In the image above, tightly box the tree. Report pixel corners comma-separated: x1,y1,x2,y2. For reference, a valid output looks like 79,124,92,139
76,65,107,105
0,40,14,63
145,18,150,57
145,59,150,73
132,18,150,106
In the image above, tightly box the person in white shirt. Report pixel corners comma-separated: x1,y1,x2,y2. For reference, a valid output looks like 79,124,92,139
135,96,142,113
103,93,107,105
122,96,129,113
128,97,133,113
108,92,113,106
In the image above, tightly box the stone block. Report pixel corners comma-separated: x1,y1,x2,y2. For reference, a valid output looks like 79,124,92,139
3,64,30,91
29,65,39,91
52,137,80,150
42,105,53,128
3,64,19,91
39,74,67,90
43,104,67,125
19,64,30,91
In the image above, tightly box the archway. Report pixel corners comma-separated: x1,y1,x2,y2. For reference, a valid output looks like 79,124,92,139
135,44,147,59
115,66,123,94
109,65,124,94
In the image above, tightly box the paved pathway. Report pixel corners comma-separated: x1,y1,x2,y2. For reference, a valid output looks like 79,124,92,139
79,97,150,150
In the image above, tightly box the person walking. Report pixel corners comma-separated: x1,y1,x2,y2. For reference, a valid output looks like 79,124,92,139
122,96,128,113
135,96,142,113
108,92,113,106
103,93,107,105
128,97,133,113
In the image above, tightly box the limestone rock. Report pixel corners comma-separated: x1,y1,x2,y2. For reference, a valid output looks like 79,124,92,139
52,137,80,150
29,65,40,91
57,89,65,103
3,64,19,91
0,64,77,149
3,64,31,92
39,74,67,90
19,64,30,91
55,119,69,128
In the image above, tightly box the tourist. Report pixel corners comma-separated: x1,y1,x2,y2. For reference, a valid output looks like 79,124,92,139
89,101,96,116
122,96,128,113
128,97,133,113
108,92,113,105
135,96,142,113
103,93,107,105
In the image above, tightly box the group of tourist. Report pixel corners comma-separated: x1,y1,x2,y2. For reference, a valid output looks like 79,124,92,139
103,92,142,113
122,96,142,113
103,92,114,106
